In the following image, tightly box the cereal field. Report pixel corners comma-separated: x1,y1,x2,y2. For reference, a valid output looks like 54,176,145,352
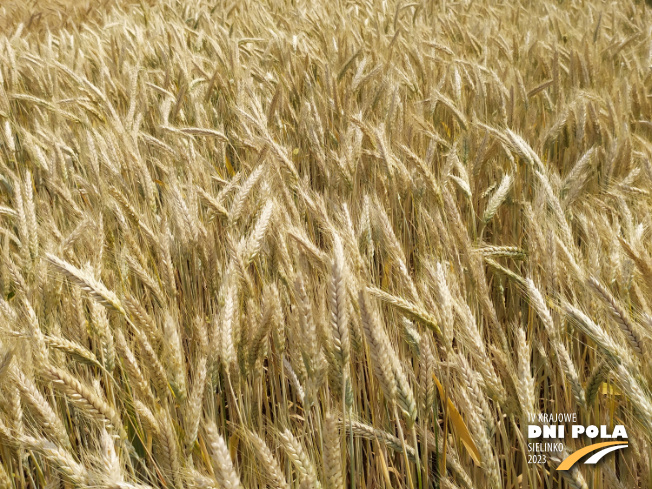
0,0,651,488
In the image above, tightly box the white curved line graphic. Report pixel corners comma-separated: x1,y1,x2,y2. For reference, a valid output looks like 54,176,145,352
584,444,628,464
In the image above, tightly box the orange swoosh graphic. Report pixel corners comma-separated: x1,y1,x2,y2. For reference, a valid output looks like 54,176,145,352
557,441,628,470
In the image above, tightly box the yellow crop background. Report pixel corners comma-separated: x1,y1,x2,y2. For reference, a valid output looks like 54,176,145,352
0,0,651,488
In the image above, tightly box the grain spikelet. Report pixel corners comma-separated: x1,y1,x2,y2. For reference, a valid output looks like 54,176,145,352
588,277,644,356
323,413,344,489
42,364,125,436
515,328,536,420
247,430,289,489
163,312,187,401
483,174,512,222
22,435,87,485
366,286,440,334
205,422,242,489
46,254,125,316
329,235,350,372
279,429,322,489
358,290,397,402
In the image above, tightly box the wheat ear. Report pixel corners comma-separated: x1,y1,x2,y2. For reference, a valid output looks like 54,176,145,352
204,422,243,489
588,277,644,357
